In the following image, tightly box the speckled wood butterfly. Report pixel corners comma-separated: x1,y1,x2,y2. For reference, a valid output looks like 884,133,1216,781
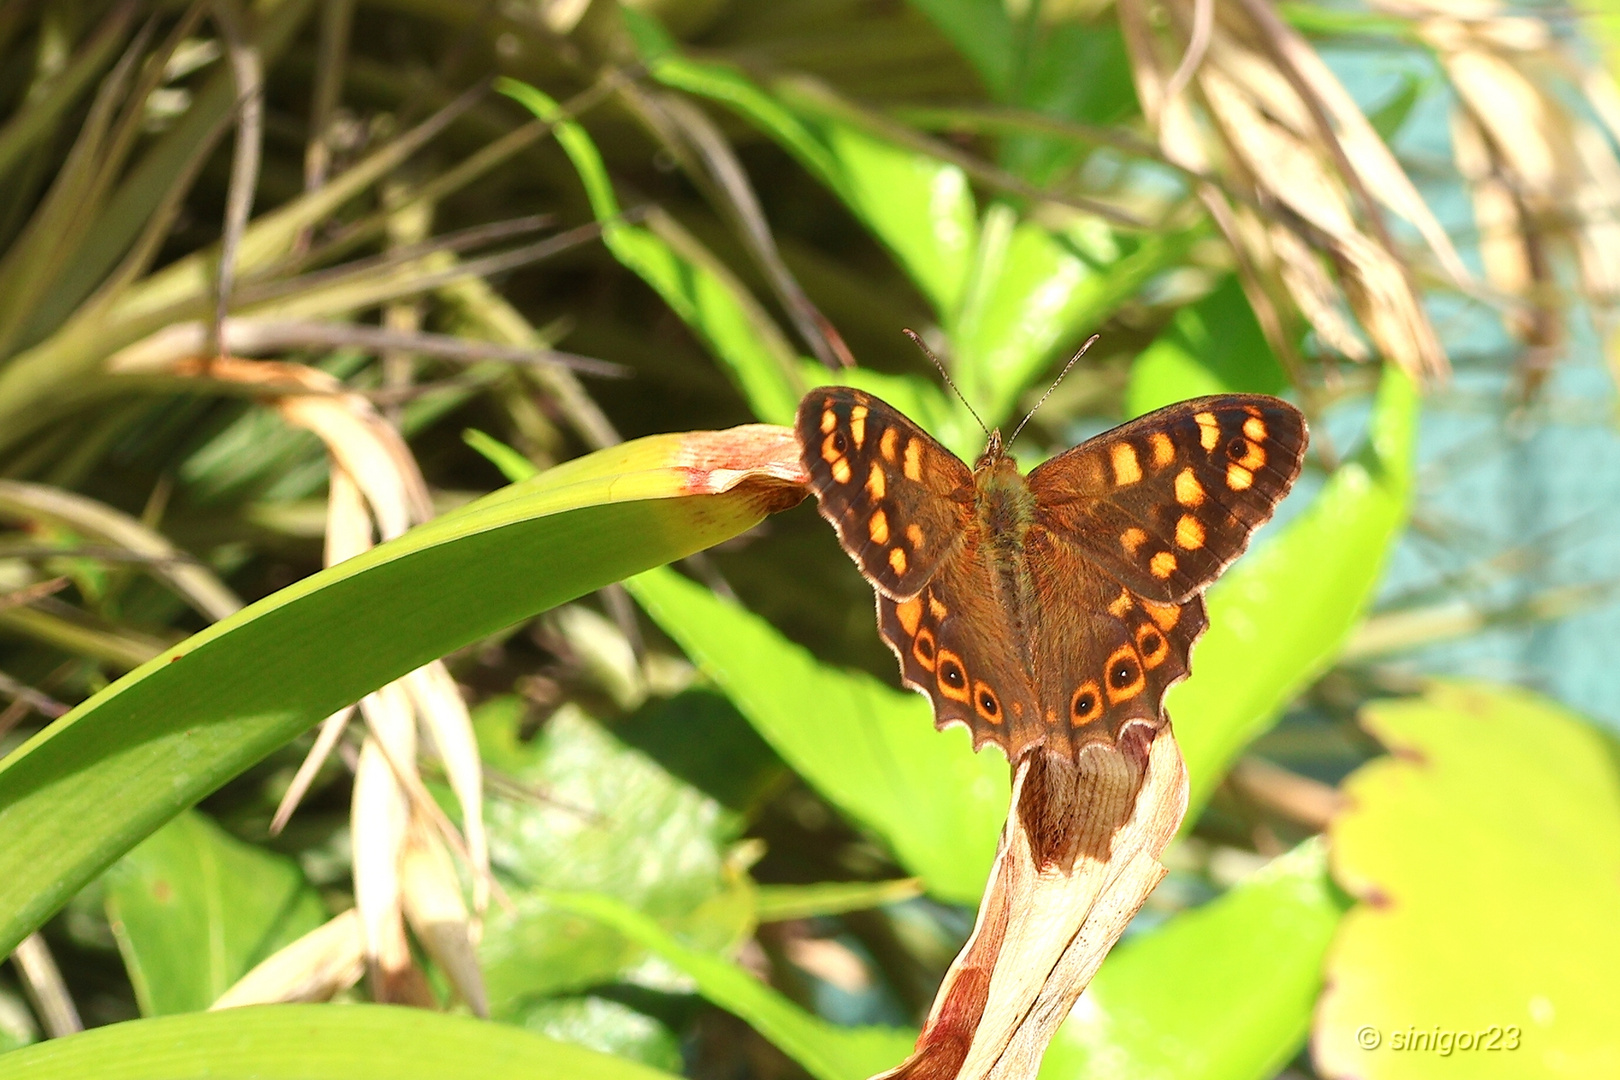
796,386,1307,762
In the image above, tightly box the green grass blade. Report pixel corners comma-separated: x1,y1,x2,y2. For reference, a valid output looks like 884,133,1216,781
499,80,804,425
0,431,795,956
622,18,979,319
542,889,915,1080
0,1004,675,1080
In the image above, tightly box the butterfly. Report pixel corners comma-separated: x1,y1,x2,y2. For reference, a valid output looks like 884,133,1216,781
795,386,1307,762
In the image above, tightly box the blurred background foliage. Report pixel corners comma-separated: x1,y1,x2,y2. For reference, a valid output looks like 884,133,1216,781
0,1,1617,1078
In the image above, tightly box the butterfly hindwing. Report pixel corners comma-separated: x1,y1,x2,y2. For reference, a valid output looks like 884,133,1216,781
796,387,974,598
877,547,1047,759
1027,395,1307,604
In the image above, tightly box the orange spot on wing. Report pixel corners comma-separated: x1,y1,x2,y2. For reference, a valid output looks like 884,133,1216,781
907,523,925,548
1111,442,1143,486
1107,589,1134,618
1195,412,1220,451
831,458,852,484
1121,527,1148,555
889,547,908,576
849,404,868,448
820,409,837,434
881,427,899,462
1243,416,1267,441
1174,468,1204,507
1175,514,1205,549
894,596,923,635
867,463,886,499
1150,550,1178,578
928,593,948,620
869,509,890,544
1236,440,1267,470
1150,432,1175,467
903,439,923,481
1142,600,1181,631
1227,464,1253,491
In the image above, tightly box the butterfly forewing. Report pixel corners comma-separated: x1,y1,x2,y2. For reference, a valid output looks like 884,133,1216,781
798,385,1306,764
1027,396,1307,604
796,387,974,598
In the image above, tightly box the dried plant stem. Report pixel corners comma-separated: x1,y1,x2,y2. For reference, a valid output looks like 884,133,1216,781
876,725,1188,1080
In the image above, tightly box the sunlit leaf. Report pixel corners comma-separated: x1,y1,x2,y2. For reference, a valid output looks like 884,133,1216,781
0,1004,678,1080
478,706,753,1013
0,428,800,956
104,809,326,1016
1315,682,1620,1079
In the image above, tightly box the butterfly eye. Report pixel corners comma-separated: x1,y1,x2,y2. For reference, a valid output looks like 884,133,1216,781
1110,658,1139,689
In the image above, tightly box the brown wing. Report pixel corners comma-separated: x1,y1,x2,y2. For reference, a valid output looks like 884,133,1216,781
875,542,1047,760
1025,528,1209,752
796,387,974,599
1026,395,1308,604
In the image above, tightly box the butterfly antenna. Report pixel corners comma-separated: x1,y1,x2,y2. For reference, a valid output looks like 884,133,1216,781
1007,334,1101,447
902,328,990,439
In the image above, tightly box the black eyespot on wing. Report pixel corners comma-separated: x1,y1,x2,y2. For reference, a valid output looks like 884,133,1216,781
978,689,999,716
1071,686,1098,720
833,431,848,454
1110,657,1138,689
941,659,965,689
1140,629,1163,659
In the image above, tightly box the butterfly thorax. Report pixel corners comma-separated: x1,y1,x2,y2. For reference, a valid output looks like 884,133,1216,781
970,446,1040,658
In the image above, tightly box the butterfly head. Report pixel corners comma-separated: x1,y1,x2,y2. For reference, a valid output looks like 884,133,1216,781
973,428,1007,471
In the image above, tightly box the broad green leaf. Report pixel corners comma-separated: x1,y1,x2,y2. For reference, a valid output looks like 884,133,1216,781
1125,276,1289,417
0,1004,677,1080
627,565,1009,904
624,22,979,319
0,429,797,956
542,889,915,1080
499,80,804,425
1316,682,1620,1079
1043,840,1344,1080
951,211,1193,428
479,707,753,1013
1170,365,1418,814
507,996,683,1073
104,809,326,1016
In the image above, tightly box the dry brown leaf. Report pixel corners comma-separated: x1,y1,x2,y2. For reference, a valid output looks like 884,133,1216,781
400,821,488,1017
210,909,366,1008
874,725,1187,1080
